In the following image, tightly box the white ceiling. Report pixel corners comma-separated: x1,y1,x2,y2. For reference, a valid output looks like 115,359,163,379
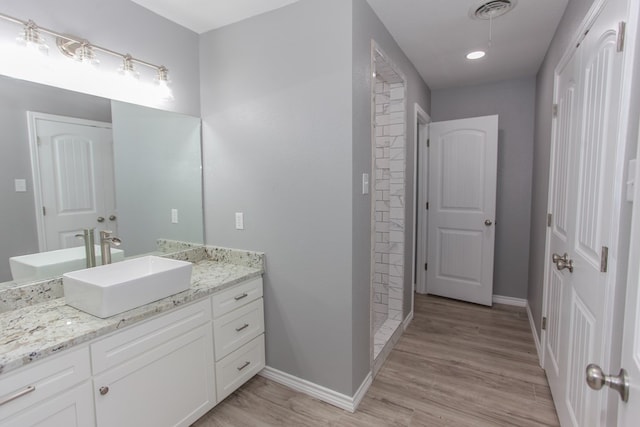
131,0,569,90
130,0,300,34
366,0,569,89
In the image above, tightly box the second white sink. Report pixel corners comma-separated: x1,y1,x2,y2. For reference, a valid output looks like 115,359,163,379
63,256,192,318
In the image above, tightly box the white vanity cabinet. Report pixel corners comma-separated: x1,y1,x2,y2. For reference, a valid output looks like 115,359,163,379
92,299,215,427
211,277,265,401
0,275,265,427
0,347,94,427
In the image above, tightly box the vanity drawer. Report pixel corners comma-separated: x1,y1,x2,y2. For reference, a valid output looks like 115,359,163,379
91,299,211,374
211,277,263,318
213,298,264,360
215,334,265,402
0,346,91,421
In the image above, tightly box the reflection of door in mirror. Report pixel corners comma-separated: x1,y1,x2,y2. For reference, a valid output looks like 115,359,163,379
29,113,116,251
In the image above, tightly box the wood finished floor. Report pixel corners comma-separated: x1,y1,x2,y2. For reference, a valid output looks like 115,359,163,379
192,294,560,426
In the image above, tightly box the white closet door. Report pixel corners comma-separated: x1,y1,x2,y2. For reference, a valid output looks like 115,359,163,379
544,0,627,424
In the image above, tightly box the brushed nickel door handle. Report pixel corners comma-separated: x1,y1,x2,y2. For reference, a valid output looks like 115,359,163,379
484,219,493,226
552,253,574,273
586,364,629,402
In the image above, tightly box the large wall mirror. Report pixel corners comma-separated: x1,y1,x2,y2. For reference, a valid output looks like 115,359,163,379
0,74,204,285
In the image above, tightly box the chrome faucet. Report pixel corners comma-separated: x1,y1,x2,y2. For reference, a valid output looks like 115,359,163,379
75,228,96,268
100,231,122,265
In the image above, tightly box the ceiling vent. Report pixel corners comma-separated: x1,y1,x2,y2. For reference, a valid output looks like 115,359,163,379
470,0,517,20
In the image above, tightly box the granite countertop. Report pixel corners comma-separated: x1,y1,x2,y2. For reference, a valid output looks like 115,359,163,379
0,244,264,376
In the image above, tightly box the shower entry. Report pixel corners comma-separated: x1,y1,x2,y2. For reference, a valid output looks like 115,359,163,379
370,43,406,368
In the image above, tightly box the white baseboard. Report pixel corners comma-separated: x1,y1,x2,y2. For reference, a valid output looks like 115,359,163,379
526,302,543,367
403,310,414,331
259,366,372,413
492,294,527,307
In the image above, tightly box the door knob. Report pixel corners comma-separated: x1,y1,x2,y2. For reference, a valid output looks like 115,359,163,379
97,216,105,223
484,219,493,226
586,364,629,402
552,252,574,273
99,386,109,396
109,215,117,221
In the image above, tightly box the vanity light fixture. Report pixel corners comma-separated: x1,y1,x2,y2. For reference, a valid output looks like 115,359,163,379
119,54,140,80
155,66,174,100
466,50,486,60
16,20,49,54
0,11,172,99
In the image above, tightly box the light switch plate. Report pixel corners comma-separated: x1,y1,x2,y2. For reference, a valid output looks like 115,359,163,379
235,212,244,230
171,209,178,224
362,173,369,195
14,179,27,192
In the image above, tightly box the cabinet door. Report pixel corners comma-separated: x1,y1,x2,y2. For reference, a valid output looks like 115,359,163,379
94,324,215,427
2,381,95,427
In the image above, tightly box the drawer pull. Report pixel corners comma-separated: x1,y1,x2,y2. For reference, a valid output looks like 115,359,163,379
235,323,250,332
234,292,249,301
99,386,109,396
237,361,251,371
0,385,36,406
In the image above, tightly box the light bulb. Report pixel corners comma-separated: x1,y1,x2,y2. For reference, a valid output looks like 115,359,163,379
466,50,486,60
16,21,48,55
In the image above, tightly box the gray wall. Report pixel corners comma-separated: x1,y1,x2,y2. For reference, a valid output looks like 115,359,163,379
528,0,596,339
200,0,355,395
200,0,430,396
0,0,200,116
431,77,535,299
111,101,203,256
351,0,431,387
0,76,111,282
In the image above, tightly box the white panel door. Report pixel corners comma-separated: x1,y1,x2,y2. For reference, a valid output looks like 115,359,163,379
33,115,116,250
544,0,626,424
427,115,498,306
618,130,640,425
544,33,582,417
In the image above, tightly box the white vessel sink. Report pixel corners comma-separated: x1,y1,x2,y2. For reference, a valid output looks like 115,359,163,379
63,256,192,318
9,246,125,282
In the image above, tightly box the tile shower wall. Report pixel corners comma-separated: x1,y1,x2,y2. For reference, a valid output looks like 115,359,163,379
372,75,405,336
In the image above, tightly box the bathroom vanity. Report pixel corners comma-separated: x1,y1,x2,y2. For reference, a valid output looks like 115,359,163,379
0,246,265,427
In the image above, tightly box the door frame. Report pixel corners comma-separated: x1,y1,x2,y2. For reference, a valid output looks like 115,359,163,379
27,112,112,251
414,103,430,296
540,0,639,422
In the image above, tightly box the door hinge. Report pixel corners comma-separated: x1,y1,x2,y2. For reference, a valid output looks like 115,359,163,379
426,202,429,210
42,206,46,216
601,246,609,273
547,213,552,227
427,139,430,148
552,104,558,117
617,21,626,52
542,317,547,330
425,263,428,271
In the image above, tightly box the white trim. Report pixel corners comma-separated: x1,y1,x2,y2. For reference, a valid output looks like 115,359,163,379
491,295,527,307
259,366,372,413
527,302,543,367
414,103,431,296
403,309,414,331
27,112,112,252
555,0,607,72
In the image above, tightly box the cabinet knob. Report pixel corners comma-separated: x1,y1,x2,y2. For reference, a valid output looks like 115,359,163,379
99,386,109,395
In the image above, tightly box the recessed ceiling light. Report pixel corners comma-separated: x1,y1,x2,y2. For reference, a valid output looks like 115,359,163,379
466,50,486,60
